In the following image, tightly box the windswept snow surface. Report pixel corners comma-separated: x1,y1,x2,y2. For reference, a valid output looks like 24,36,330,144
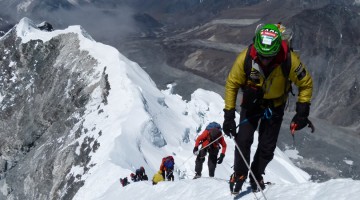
103,178,360,200
14,18,360,200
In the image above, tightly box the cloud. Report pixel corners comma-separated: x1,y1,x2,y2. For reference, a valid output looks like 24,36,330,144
47,5,138,42
1,3,138,43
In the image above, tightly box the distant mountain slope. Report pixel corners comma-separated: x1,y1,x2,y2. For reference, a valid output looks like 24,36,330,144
160,2,360,131
289,4,360,129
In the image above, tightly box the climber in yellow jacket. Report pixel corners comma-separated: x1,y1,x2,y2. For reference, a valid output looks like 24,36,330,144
222,24,313,194
152,170,164,185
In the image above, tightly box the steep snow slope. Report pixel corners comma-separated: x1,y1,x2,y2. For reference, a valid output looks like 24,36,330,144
1,17,359,200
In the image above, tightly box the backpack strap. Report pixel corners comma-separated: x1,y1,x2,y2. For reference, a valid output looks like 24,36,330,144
243,44,253,86
281,50,295,96
281,51,291,78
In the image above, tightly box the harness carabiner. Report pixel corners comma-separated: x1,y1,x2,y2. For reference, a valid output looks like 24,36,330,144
263,107,273,119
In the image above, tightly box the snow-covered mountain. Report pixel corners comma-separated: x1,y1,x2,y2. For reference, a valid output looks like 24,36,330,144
0,18,360,200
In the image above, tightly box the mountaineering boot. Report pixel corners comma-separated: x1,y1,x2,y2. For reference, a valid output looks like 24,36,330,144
250,178,265,192
229,173,246,195
193,173,201,179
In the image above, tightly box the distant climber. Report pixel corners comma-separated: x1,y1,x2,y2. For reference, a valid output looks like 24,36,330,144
152,170,165,185
159,156,175,181
120,177,130,187
130,166,148,182
193,122,227,179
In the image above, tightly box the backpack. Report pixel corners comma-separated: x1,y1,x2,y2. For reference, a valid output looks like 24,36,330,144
209,128,222,141
205,122,222,131
205,122,222,142
135,169,142,176
163,156,174,169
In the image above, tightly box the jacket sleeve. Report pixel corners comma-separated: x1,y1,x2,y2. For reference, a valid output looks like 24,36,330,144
195,130,209,147
159,158,165,171
224,49,248,110
219,137,227,154
288,52,313,103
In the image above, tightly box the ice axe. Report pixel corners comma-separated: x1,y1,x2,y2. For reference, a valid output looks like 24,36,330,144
290,119,315,145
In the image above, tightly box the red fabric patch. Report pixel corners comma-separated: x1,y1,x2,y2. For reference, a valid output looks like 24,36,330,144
261,30,277,38
250,40,289,65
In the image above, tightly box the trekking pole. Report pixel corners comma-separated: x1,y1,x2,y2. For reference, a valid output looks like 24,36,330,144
233,138,268,200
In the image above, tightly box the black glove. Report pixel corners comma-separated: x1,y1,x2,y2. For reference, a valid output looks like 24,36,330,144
241,85,263,110
193,146,199,155
223,109,237,137
217,153,225,164
291,102,310,131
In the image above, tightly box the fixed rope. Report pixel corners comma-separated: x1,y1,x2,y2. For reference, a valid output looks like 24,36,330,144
232,138,267,200
175,134,224,178
177,134,224,169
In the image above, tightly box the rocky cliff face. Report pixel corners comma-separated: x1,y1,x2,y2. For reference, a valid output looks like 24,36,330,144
0,19,109,200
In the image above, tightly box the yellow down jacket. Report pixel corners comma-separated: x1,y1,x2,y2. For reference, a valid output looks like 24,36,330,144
152,170,164,185
224,45,313,110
